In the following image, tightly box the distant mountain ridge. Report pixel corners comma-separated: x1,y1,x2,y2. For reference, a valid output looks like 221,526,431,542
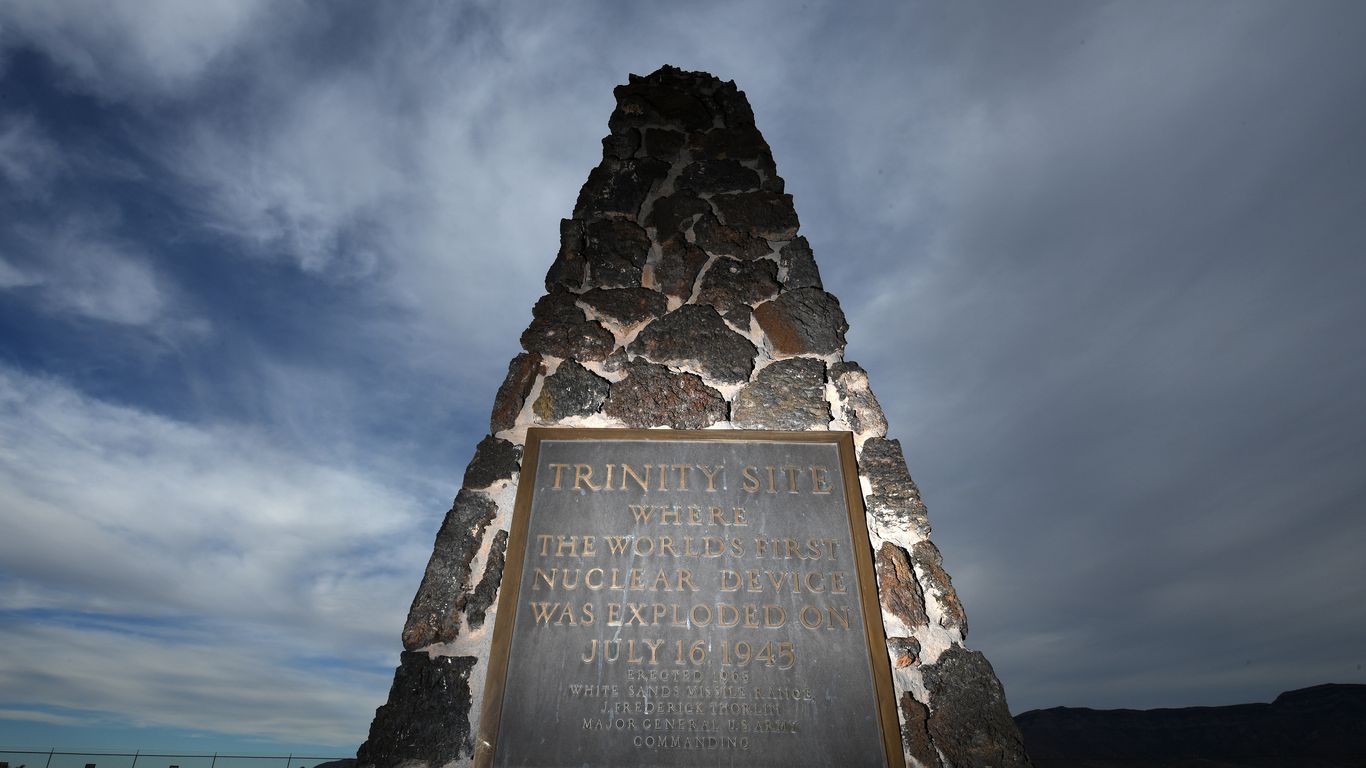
1014,683,1366,768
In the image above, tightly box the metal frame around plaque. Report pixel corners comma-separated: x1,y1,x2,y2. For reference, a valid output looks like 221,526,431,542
475,428,905,768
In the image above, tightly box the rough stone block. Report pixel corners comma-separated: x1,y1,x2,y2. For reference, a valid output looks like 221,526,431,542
652,238,709,301
860,437,931,538
731,357,829,430
887,636,921,669
462,528,507,630
357,652,477,768
604,359,727,429
630,303,757,385
698,256,779,306
463,435,521,489
642,127,686,161
520,290,616,362
876,542,929,629
912,540,967,637
601,126,639,160
831,360,888,438
582,219,651,288
754,287,848,356
402,489,498,649
532,360,609,422
677,158,760,196
922,646,1031,768
779,236,823,290
573,156,669,221
898,693,943,768
687,125,770,161
710,189,799,240
489,352,541,434
692,212,772,261
578,287,667,327
645,192,709,240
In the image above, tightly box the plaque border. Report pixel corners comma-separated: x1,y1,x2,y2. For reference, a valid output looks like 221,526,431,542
474,428,906,768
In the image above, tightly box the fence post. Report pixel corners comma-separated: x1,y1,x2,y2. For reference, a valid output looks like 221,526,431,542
285,754,291,768
131,751,139,768
209,754,217,768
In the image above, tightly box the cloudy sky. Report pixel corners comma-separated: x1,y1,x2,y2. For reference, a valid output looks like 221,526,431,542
2,0,1364,755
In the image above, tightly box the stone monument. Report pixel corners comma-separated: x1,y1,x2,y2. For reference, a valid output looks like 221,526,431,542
357,66,1030,768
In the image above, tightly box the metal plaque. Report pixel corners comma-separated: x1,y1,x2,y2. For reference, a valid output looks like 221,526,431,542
476,429,904,768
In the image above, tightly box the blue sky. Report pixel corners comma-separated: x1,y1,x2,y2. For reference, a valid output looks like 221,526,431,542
2,0,1365,756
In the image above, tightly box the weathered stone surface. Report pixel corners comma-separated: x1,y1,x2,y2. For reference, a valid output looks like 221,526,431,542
652,238,709,301
712,80,755,128
520,290,615,361
631,303,757,384
731,357,829,430
461,528,507,630
876,542,928,629
583,219,651,288
710,189,799,240
402,489,498,649
645,192,710,239
574,156,669,221
532,360,609,422
698,256,779,306
604,359,727,429
912,540,968,637
692,212,771,260
695,287,753,329
642,127,686,161
859,437,931,537
602,126,639,160
489,352,541,433
888,636,921,669
754,287,848,356
756,151,785,193
779,236,823,289
579,287,667,327
545,219,587,290
687,125,769,161
463,435,521,489
612,77,713,132
899,694,944,768
831,360,889,438
677,158,760,196
357,652,477,768
922,646,1031,768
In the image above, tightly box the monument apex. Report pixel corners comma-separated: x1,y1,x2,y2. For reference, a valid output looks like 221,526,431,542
358,65,1030,768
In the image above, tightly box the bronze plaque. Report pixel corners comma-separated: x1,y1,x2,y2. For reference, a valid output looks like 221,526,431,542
477,429,903,768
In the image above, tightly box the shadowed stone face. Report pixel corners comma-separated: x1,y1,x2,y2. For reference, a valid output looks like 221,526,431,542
923,647,1031,768
532,360,609,421
603,359,727,429
630,303,758,384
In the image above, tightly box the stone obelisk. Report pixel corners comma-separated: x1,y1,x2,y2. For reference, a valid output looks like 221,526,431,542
358,66,1030,768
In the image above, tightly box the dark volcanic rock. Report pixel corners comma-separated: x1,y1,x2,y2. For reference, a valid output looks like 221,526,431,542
604,359,727,429
402,489,498,649
876,542,928,630
645,192,710,240
859,438,932,537
602,126,639,160
692,213,772,260
520,290,616,361
698,256,779,306
900,693,943,767
642,127,686,161
357,651,477,768
730,357,829,430
574,156,669,221
912,540,967,637
697,288,754,329
830,361,888,437
489,352,541,433
779,236,822,290
652,238,709,301
461,528,507,630
1015,683,1366,767
533,360,609,421
709,189,799,239
579,287,667,327
612,79,714,132
631,304,757,385
677,159,760,196
545,219,588,290
923,646,1031,768
712,80,755,128
687,125,770,161
463,435,521,488
754,287,848,356
583,219,652,288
